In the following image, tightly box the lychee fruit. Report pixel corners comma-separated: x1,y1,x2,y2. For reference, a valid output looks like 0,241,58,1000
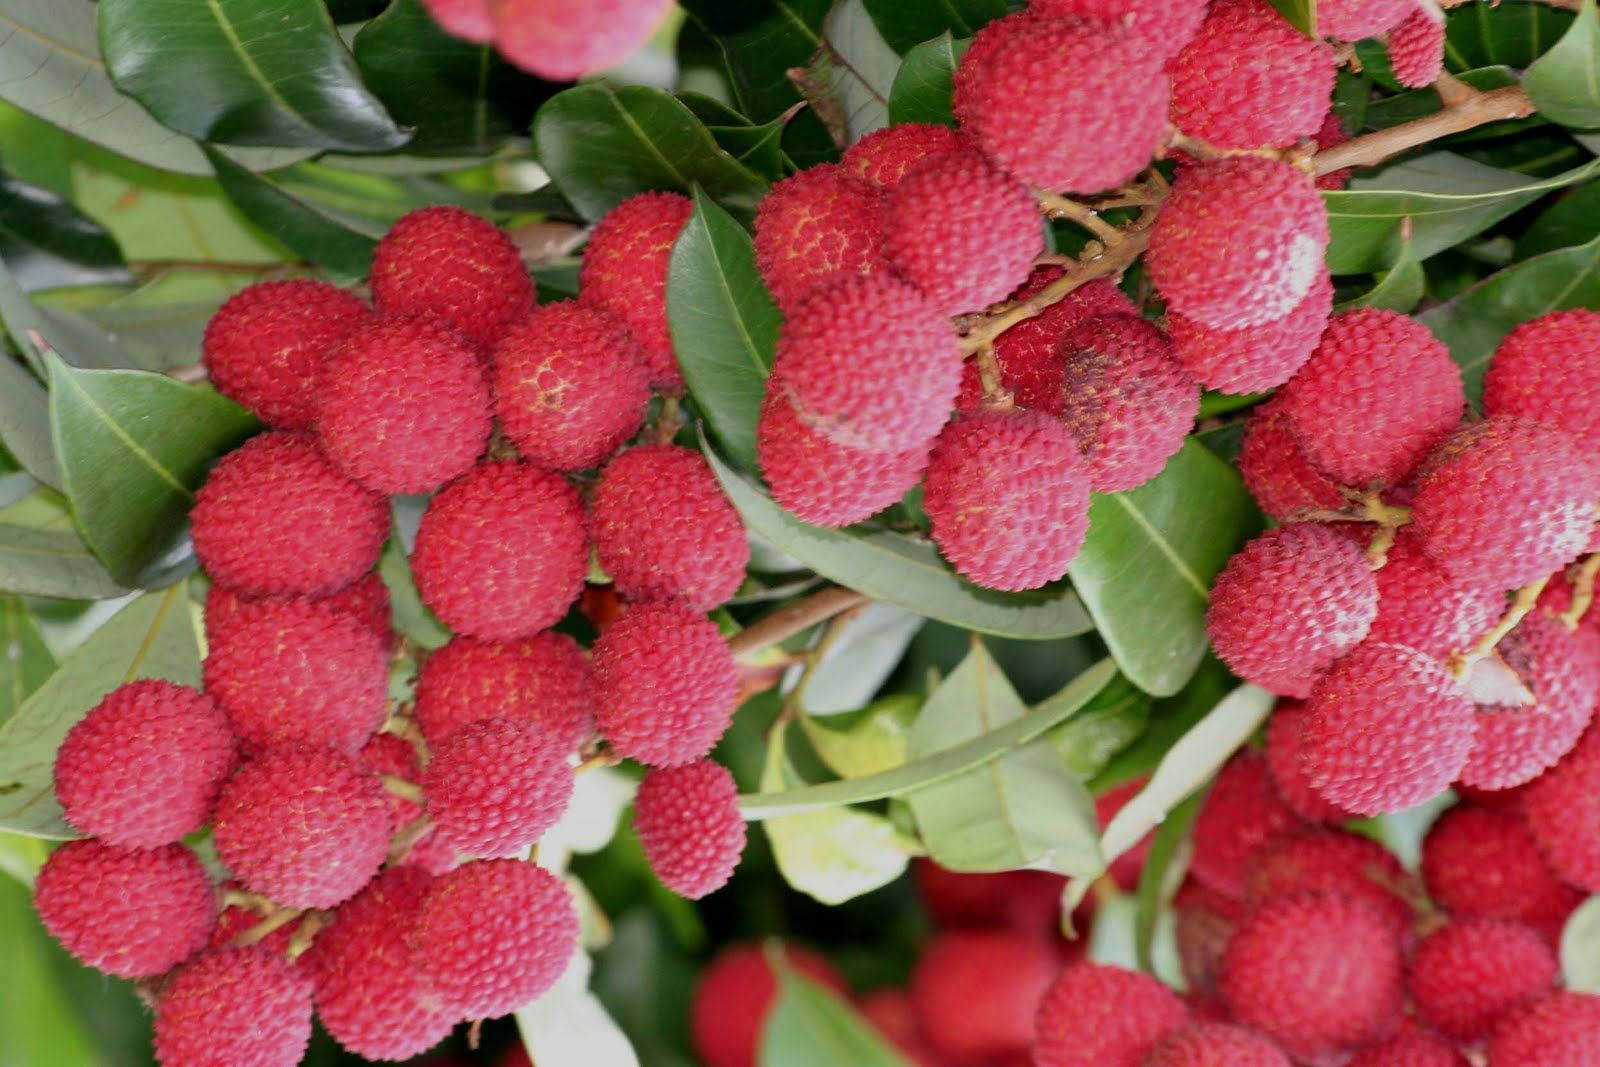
1314,111,1354,190
911,930,1060,1061
153,946,313,1067
1484,309,1600,449
1142,1023,1291,1066
1236,397,1348,523
857,988,942,1067
1264,699,1352,823
1189,749,1301,900
1409,917,1557,1041
1367,530,1502,661
1346,1030,1470,1067
210,879,304,958
411,461,588,640
1173,882,1243,998
1167,271,1333,395
1243,828,1416,937
689,943,846,1067
752,163,887,313
204,572,394,654
911,859,1070,940
1521,724,1600,890
202,280,371,429
633,759,746,899
1033,962,1189,1067
578,190,691,388
593,601,738,766
492,301,651,471
1486,990,1600,1066
189,432,389,598
1318,0,1416,38
1387,7,1447,87
1421,804,1584,927
489,0,672,81
421,0,491,42
370,205,533,350
33,840,216,979
423,717,574,858
921,408,1091,591
413,631,593,750
1028,0,1208,60
839,123,964,191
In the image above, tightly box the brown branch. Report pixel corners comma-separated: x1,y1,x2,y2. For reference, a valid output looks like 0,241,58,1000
1314,85,1536,176
728,586,871,660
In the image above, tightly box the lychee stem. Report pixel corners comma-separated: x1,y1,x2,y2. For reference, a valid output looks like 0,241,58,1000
1449,575,1551,680
1035,193,1125,247
647,393,685,445
972,346,1015,410
383,711,431,763
232,906,302,948
381,774,424,803
285,911,326,961
1559,553,1600,629
727,586,872,661
386,813,434,865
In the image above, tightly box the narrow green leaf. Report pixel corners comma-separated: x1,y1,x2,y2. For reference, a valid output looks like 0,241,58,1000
679,0,830,123
1525,0,1600,128
1561,894,1600,993
379,536,450,651
1266,0,1317,36
0,598,55,728
887,32,968,127
0,830,48,886
1343,228,1425,313
862,0,1004,53
204,148,378,279
1046,674,1151,781
1090,657,1235,793
0,488,133,600
760,968,911,1067
0,356,55,490
800,694,919,780
78,300,224,374
1134,789,1203,974
1517,179,1600,257
0,171,128,292
811,0,898,140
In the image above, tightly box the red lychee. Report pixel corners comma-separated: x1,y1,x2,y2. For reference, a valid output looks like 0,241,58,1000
752,163,887,313
858,988,942,1067
1484,308,1600,449
839,123,964,191
1522,724,1600,890
1173,881,1243,998
1236,397,1348,523
489,0,672,81
1033,962,1189,1067
1142,1023,1291,1066
1421,805,1584,927
911,859,1070,940
1318,0,1415,38
1189,749,1301,900
154,946,313,1067
1387,7,1447,87
1409,917,1557,1041
424,717,574,858
911,930,1060,1061
1264,699,1353,823
1243,828,1416,937
359,731,426,830
421,0,491,42
205,571,395,654
1315,111,1353,190
1367,530,1502,661
1486,990,1600,1066
413,631,593,750
1167,271,1333,395
689,943,846,1067
1028,0,1208,60
633,759,746,899
578,190,691,388
1346,1030,1470,1067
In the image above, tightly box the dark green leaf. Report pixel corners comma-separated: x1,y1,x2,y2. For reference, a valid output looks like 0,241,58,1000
0,171,127,291
1046,673,1151,780
204,148,378,279
760,968,910,1067
862,0,1005,53
0,598,54,727
0,357,56,490
708,119,790,181
800,694,919,779
0,488,133,600
888,32,968,127
1266,0,1317,35
1526,0,1600,128
1134,789,1203,974
1517,179,1600,257
1090,657,1234,793
1446,0,1575,71
1341,228,1425,313
98,0,407,151
1561,894,1600,993
1067,441,1262,698
680,0,830,121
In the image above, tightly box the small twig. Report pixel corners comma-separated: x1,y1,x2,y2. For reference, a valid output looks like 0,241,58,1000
1314,85,1536,176
728,586,872,660
1560,554,1600,629
381,775,424,804
575,746,619,775
1451,576,1551,679
1036,192,1125,246
386,814,434,865
286,912,326,960
1432,70,1478,108
774,602,869,729
232,907,302,948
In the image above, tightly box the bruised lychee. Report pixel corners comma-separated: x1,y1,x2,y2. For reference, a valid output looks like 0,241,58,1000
1206,524,1379,697
492,301,651,471
204,573,395,654
1318,0,1415,39
202,280,371,429
413,631,593,750
1142,1023,1290,1067
490,0,672,81
1244,828,1416,937
1387,7,1447,87
1236,397,1348,523
1264,700,1352,823
424,717,574,858
421,0,491,42
54,679,235,848
1421,805,1584,927
411,461,588,640
1034,962,1189,1067
634,760,746,899
1367,531,1502,661
1167,271,1332,395
690,943,846,1067
840,123,964,191
1484,309,1600,449
1189,749,1301,900
1347,1031,1469,1067
922,408,1091,591
371,206,533,350
1147,157,1329,330
1409,918,1557,1041
1486,990,1600,1066
34,840,216,979
578,190,691,388
911,930,1060,1061
190,432,389,598
1522,724,1600,890
753,164,887,313
1029,0,1208,60
154,947,313,1067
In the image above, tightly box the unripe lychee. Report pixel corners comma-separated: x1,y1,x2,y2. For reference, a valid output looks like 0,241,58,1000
882,150,1042,315
316,315,490,494
839,123,964,191
1318,0,1415,38
1387,7,1447,87
411,461,588,640
413,631,593,750
370,205,533,350
205,571,395,654
1483,309,1600,449
153,947,313,1067
954,14,1168,193
202,280,371,429
1367,531,1502,661
1522,724,1600,890
424,717,574,858
202,595,388,754
593,601,738,766
54,679,235,848
752,164,887,313
1167,271,1333,395
492,301,651,471
1303,642,1475,814
1142,1023,1291,1066
1206,524,1379,698
1168,0,1336,149
190,432,389,598
633,759,745,899
1409,416,1600,590
34,840,215,979
412,859,577,1019
489,0,672,81
421,0,491,42
1033,962,1189,1067
1189,749,1300,900
1146,157,1329,330
1346,1030,1469,1067
1486,990,1600,1066
1421,805,1584,926
1028,0,1208,60
1264,700,1352,823
911,930,1059,1060
1409,918,1557,1041
212,744,394,909
578,190,691,388
690,943,846,1067
1244,828,1416,937
1236,397,1348,523
921,408,1091,591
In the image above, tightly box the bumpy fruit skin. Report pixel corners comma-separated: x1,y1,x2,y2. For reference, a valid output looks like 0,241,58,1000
1264,700,1352,823
1034,962,1190,1067
578,190,691,388
1029,0,1208,59
1484,309,1600,448
1279,309,1463,486
492,301,651,471
1367,531,1501,661
1388,8,1447,87
1142,1023,1290,1066
593,601,738,766
421,0,491,41
202,596,388,754
212,744,394,909
1303,642,1475,815
922,408,1091,591
1237,397,1347,523
1410,416,1600,590
883,150,1042,314
488,0,672,80
310,866,456,1061
413,859,577,1019
1346,1031,1470,1067
1169,0,1336,149
190,432,389,598
1220,890,1404,1062
54,680,235,848
1206,524,1379,697
954,14,1168,194
316,315,490,494
774,273,960,452
1147,157,1330,330
1421,805,1584,927
690,943,846,1067
1244,828,1415,937
1409,918,1557,1041
34,840,215,979
1318,0,1415,38
839,123,964,191
633,760,745,899
204,574,395,654
154,947,313,1067
371,205,533,350
424,717,574,858
1314,111,1354,190
1189,750,1300,900
411,461,588,640
1168,271,1333,395
1055,314,1199,491
413,631,593,749
752,164,887,313
911,930,1059,1061
592,444,749,609
1522,725,1600,890
1173,883,1242,998
202,280,371,429
1487,990,1600,1066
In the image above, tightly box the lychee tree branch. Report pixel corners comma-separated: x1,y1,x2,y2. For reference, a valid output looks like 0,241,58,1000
728,586,872,661
1313,85,1536,176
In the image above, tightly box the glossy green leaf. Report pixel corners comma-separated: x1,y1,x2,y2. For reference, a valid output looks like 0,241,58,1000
760,968,910,1067
887,32,969,127
1517,179,1600,257
1090,657,1235,793
862,0,1005,53
1067,441,1262,698
810,0,898,140
800,694,919,780
705,443,1094,639
905,639,1102,875
1526,0,1600,127
1342,229,1425,313
49,357,259,586
0,255,130,378
680,0,829,121
0,357,54,490
98,0,407,151
0,598,54,728
0,488,133,600
78,300,223,374
0,585,201,837
1133,789,1203,974
534,83,770,222
204,148,378,279
1267,0,1316,35
799,604,924,715
1046,674,1151,781
1561,894,1600,994
1446,0,1574,70
0,171,128,292
668,190,781,472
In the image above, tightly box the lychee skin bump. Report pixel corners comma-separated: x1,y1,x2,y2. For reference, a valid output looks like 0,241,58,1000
752,164,888,314
1486,990,1600,1067
839,123,964,191
1346,1031,1469,1067
578,190,692,389
1318,0,1416,39
1367,531,1502,662
1034,962,1190,1067
1189,749,1299,900
423,717,575,859
1521,724,1600,891
1236,397,1348,524
489,0,673,81
1029,0,1208,60
1141,1023,1291,1067
1420,805,1583,928
633,759,746,899
413,631,594,750
1408,917,1558,1041
204,572,395,655
1167,271,1333,396
153,946,313,1067
1243,828,1416,938
1387,7,1447,88
1483,308,1600,450
1264,700,1352,823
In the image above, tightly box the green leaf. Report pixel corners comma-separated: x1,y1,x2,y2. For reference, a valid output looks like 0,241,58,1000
680,0,829,121
48,357,259,586
905,639,1102,875
204,148,378,279
1561,894,1600,994
1046,673,1151,781
887,32,968,127
1517,179,1600,257
810,0,899,141
515,950,642,1066
0,171,128,292
668,190,780,472
0,585,201,837
379,535,451,651
1067,441,1262,698
0,357,55,491
97,0,407,151
1341,227,1425,313
1363,67,1528,137
0,870,106,1063
0,829,48,886
760,967,911,1067
1133,789,1203,974
1090,657,1235,793
1526,0,1600,128
0,488,133,600
1418,233,1600,406
0,598,54,728
799,603,924,715
705,440,1093,639
862,0,1005,53
1266,0,1317,35
533,83,770,222
77,300,223,374
800,694,919,779
1446,0,1575,70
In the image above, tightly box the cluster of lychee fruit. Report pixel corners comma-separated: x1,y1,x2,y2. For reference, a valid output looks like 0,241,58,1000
32,201,759,1066
419,0,672,81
